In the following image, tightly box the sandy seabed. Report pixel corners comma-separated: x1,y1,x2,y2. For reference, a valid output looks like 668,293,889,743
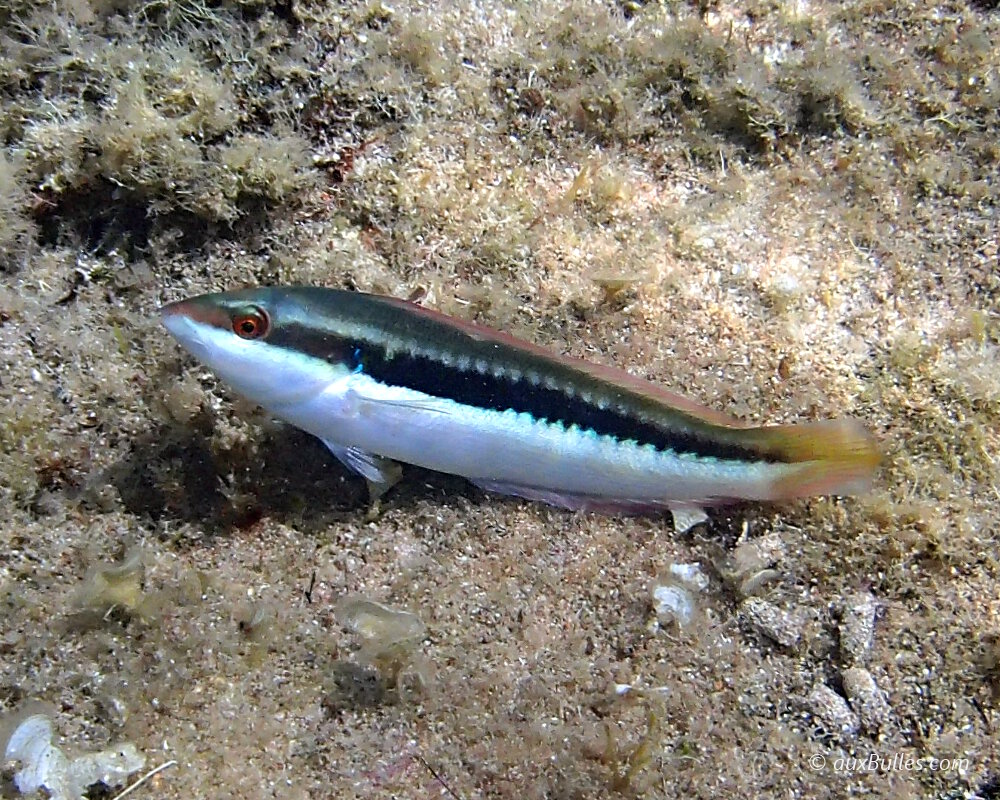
1,1,998,798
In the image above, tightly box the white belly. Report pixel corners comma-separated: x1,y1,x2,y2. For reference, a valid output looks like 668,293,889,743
274,373,783,504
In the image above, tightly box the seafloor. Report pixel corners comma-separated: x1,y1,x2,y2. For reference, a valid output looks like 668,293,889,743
1,1,998,798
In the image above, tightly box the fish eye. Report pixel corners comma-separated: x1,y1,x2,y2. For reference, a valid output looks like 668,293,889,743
232,306,269,340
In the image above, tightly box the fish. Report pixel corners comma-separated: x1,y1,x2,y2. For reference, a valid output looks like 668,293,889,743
159,286,878,529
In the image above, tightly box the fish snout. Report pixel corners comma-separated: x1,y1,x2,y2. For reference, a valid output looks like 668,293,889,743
159,296,229,329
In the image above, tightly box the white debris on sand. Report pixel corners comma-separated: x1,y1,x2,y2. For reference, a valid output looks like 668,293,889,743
3,712,144,800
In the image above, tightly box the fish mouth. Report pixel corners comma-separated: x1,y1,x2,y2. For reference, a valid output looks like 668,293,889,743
159,303,212,361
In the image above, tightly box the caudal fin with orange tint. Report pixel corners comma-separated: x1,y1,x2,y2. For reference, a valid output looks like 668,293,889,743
749,419,880,500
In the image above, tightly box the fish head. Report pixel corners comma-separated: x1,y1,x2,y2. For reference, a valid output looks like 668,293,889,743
160,288,347,411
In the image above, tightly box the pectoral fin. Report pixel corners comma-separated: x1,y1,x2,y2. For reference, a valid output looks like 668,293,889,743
346,379,454,416
321,439,403,500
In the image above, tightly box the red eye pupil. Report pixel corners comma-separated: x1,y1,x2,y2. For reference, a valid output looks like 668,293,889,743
241,320,256,334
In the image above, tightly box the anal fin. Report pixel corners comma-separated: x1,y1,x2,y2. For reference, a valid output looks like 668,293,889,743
470,478,707,531
668,505,709,534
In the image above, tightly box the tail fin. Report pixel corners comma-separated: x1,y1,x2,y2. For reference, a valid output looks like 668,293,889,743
748,419,880,500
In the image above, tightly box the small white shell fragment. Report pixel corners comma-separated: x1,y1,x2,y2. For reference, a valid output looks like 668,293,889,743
717,532,787,598
762,257,806,308
652,584,695,626
4,714,65,796
614,683,670,698
751,532,787,566
807,683,859,739
667,562,709,591
3,712,144,800
652,562,708,627
65,745,144,794
839,591,878,665
741,597,801,648
842,666,891,732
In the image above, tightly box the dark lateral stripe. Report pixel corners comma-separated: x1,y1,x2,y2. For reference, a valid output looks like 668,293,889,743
271,321,778,464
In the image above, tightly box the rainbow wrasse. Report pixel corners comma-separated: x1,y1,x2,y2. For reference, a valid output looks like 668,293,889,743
160,287,878,526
